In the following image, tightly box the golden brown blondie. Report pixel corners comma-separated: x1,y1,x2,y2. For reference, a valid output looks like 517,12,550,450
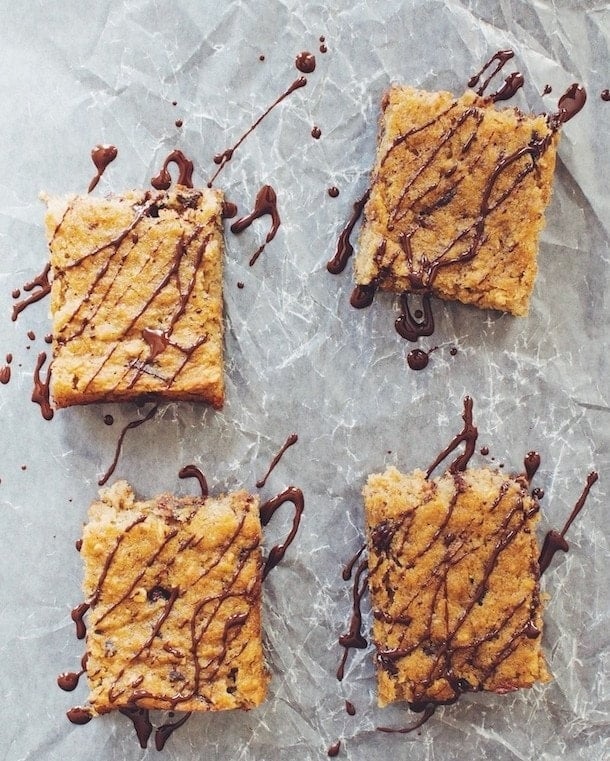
355,87,559,315
44,186,225,409
80,481,269,715
364,466,549,707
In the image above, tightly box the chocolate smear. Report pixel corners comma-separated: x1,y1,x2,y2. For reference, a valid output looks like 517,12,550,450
88,144,118,193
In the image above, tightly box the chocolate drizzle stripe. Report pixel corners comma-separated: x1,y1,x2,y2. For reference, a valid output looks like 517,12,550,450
337,558,369,681
179,465,209,497
31,351,54,420
256,433,298,488
327,189,370,274
151,149,195,190
208,77,307,187
260,487,305,579
98,405,158,486
230,185,281,266
426,397,478,477
11,263,52,321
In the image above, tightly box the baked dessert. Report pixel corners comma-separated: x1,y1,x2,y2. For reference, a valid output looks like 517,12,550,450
44,186,225,409
355,86,559,315
363,465,549,707
79,480,269,715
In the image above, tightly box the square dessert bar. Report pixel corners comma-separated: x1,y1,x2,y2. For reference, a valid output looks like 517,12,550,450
44,186,225,408
364,466,549,707
355,86,560,315
80,481,269,715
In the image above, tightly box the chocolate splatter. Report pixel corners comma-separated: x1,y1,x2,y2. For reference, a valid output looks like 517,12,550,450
327,739,341,756
328,186,339,198
295,51,316,73
601,89,610,101
426,396,478,477
311,125,322,139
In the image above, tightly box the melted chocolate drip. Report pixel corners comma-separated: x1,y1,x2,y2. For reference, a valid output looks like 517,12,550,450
98,405,158,486
155,712,192,751
88,145,118,193
490,71,525,102
326,189,370,274
395,290,434,342
602,89,610,101
256,433,298,488
119,706,153,749
327,740,341,757
295,51,316,73
468,49,515,95
221,201,238,219
345,700,356,715
103,414,114,426
260,486,304,579
71,602,90,640
67,707,93,725
11,263,52,321
550,84,587,127
208,77,307,186
337,556,369,681
377,703,437,734
349,283,376,309
151,149,194,190
532,487,544,500
524,451,541,482
539,472,598,575
58,655,88,692
178,464,209,498
31,352,53,420
230,185,281,266
311,125,322,139
328,186,339,198
407,348,430,371
342,544,366,581
0,362,10,385
427,397,478,477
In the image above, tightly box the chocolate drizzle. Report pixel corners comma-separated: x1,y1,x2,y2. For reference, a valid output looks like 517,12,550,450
66,707,93,725
178,464,209,498
151,149,194,190
426,397,478,477
208,77,307,186
256,433,298,488
260,486,304,579
337,550,369,681
467,49,516,96
88,145,118,193
538,471,598,575
11,263,52,321
31,352,54,420
230,185,281,266
98,405,158,486
154,712,192,751
119,706,153,749
327,189,370,274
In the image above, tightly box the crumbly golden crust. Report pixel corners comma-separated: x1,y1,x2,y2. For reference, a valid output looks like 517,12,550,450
355,87,559,315
364,466,550,707
45,187,225,409
80,481,269,715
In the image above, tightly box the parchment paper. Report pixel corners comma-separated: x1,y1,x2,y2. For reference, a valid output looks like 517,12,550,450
0,1,608,760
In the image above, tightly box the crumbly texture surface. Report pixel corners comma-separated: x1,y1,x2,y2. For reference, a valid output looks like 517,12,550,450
80,481,269,714
45,186,225,408
355,86,559,315
364,466,549,707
